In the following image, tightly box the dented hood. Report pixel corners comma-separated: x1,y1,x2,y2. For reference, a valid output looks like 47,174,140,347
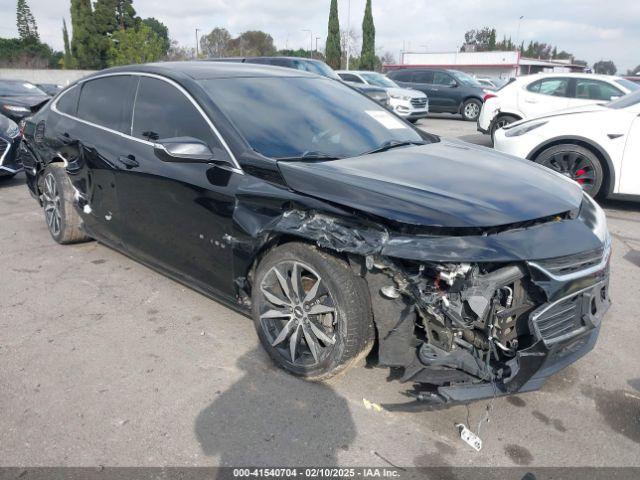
277,139,583,228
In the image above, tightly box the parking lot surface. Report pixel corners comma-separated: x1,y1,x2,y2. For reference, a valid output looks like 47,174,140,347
1,115,639,467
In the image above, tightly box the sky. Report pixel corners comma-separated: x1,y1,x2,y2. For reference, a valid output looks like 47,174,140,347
1,0,638,73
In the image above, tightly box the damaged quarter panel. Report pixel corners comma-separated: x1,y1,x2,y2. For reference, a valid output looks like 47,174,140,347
20,61,611,404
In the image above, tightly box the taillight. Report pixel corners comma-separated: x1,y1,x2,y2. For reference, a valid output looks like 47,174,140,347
483,93,496,102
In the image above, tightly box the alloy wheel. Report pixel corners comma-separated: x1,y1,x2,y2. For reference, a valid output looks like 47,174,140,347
464,102,480,120
42,173,62,236
540,151,597,195
258,261,337,367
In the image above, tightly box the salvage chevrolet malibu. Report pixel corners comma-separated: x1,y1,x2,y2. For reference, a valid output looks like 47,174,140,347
19,62,611,404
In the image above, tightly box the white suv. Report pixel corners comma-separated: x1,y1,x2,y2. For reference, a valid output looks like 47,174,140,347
336,70,429,123
478,73,639,139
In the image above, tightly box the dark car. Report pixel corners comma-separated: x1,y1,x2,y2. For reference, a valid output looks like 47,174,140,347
0,114,22,178
0,80,50,122
387,68,486,121
36,83,64,97
20,62,610,405
208,56,389,105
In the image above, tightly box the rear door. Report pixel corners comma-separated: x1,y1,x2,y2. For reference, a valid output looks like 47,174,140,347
519,77,571,116
114,75,239,296
62,75,137,246
572,78,624,106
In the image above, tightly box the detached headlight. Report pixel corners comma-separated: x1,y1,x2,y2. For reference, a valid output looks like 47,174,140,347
504,120,547,137
2,104,30,113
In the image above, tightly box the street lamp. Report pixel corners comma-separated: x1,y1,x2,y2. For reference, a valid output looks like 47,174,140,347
302,29,312,58
346,0,351,69
515,15,524,52
315,36,321,59
195,28,200,58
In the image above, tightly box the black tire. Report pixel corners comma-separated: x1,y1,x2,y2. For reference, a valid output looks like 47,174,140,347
490,115,518,143
461,98,482,121
40,163,91,244
252,242,374,381
535,144,604,197
0,173,17,180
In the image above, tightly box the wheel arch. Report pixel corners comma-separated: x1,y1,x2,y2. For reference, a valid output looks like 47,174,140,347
527,136,615,196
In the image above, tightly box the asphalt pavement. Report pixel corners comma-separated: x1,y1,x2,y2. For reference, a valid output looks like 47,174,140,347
1,114,639,467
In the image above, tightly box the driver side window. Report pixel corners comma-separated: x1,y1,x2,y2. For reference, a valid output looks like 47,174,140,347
132,77,220,149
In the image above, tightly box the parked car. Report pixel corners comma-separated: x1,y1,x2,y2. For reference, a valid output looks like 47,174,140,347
208,56,389,106
0,114,22,178
36,83,64,96
475,77,499,90
386,68,486,121
20,62,610,405
336,70,428,122
0,80,50,122
478,73,639,140
494,90,640,199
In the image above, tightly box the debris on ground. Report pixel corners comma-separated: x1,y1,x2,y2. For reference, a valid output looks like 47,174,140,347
363,398,384,412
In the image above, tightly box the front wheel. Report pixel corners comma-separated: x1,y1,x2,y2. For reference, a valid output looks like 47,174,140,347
461,99,482,121
252,242,374,381
535,144,604,197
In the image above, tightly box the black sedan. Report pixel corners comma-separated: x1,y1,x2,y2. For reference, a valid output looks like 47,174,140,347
0,114,22,178
0,80,50,123
19,62,610,405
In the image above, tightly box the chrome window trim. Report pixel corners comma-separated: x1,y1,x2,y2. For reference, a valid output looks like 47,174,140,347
51,71,243,175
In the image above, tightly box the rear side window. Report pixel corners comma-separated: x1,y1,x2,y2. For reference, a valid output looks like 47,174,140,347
388,70,412,82
412,71,434,84
132,77,218,147
55,85,80,116
575,79,622,101
527,78,570,97
339,73,364,83
77,76,136,133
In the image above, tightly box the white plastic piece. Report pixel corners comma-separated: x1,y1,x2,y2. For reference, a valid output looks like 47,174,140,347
83,204,92,214
456,423,482,451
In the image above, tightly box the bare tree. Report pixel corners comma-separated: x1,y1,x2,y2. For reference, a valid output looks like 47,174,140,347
380,51,395,65
340,28,360,69
200,27,232,58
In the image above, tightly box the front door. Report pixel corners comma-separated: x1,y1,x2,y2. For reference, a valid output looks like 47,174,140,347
519,77,571,117
114,76,239,297
619,115,640,195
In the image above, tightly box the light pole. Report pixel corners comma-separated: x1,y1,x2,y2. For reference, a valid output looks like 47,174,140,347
346,0,351,69
302,29,312,58
515,15,524,52
315,36,321,59
195,28,200,58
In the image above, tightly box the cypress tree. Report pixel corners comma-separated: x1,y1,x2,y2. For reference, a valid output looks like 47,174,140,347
70,0,99,69
325,0,341,69
360,0,376,70
62,19,76,69
488,29,496,51
16,0,39,41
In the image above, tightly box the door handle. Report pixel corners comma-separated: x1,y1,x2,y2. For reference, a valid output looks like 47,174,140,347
118,155,139,169
525,99,538,104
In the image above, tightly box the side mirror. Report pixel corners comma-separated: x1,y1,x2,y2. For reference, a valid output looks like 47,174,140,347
449,80,459,88
153,137,215,163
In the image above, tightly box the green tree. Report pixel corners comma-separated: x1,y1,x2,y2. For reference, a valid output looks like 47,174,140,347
488,28,496,50
107,23,163,66
70,0,100,68
360,0,375,70
142,18,170,55
227,30,276,56
62,19,76,69
325,0,341,69
200,27,232,58
593,60,616,75
16,0,39,41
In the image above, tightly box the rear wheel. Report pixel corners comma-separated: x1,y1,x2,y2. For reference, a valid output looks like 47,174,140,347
252,242,374,381
535,144,604,197
40,164,91,244
461,99,482,121
490,115,518,143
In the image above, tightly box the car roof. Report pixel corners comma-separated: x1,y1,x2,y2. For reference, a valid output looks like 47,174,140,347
83,61,317,82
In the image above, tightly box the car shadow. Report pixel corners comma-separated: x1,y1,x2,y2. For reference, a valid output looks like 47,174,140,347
0,172,26,188
194,348,356,466
600,197,640,213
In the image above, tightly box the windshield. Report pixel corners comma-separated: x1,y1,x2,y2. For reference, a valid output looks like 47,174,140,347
199,77,426,159
449,70,482,87
0,81,47,96
615,78,640,92
360,73,398,88
295,60,342,80
607,90,640,109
